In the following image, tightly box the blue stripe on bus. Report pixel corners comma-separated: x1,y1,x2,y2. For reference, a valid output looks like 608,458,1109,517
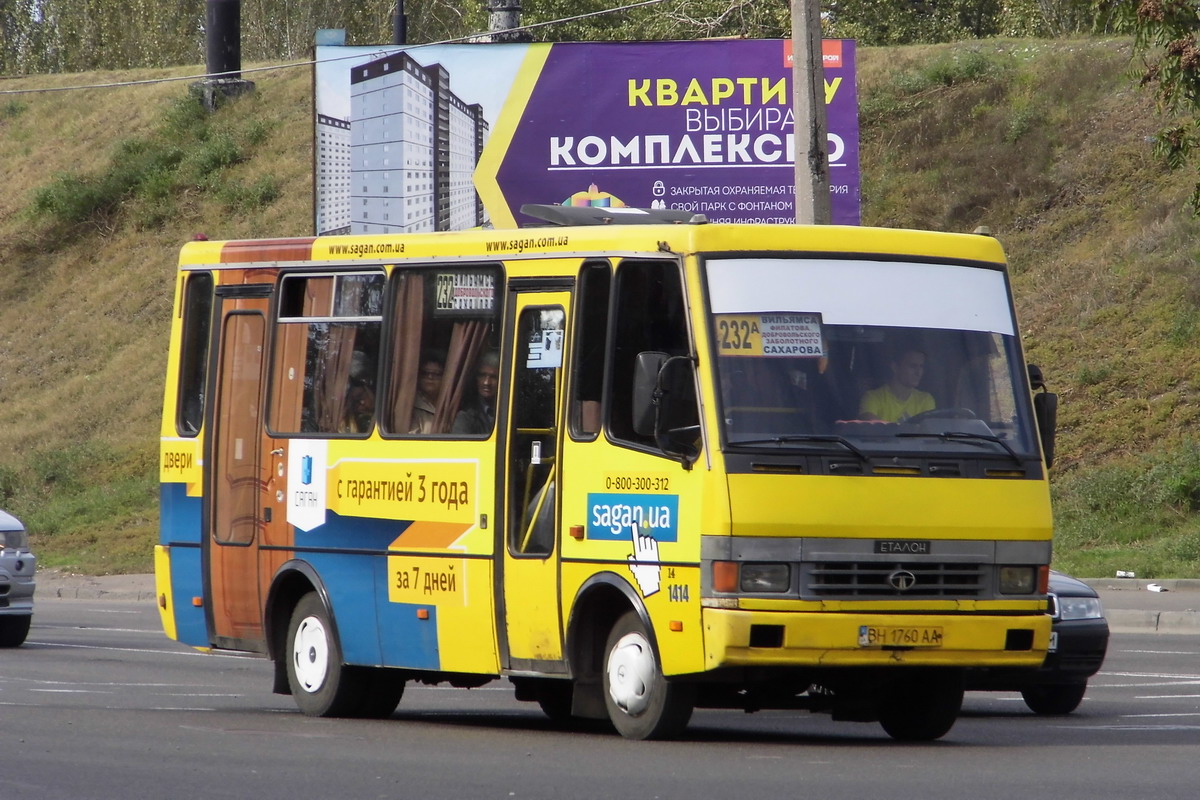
169,544,209,647
294,510,410,552
159,483,202,545
377,600,441,671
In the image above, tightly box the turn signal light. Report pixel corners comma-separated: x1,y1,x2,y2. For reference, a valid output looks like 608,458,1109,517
713,561,739,593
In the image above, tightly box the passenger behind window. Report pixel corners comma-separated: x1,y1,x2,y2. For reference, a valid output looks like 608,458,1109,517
858,348,935,422
409,350,445,434
452,350,500,434
341,350,377,433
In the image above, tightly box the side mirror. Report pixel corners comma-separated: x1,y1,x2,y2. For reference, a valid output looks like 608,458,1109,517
631,350,701,465
632,351,668,437
1027,363,1046,392
1028,364,1057,468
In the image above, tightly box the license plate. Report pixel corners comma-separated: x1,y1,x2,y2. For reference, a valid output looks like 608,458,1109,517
858,625,944,647
1048,631,1058,652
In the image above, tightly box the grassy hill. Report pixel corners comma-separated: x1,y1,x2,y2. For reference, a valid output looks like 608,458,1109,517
3,38,1199,577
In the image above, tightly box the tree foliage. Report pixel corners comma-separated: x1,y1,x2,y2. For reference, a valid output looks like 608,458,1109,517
824,0,1122,45
0,0,1138,76
1124,0,1200,212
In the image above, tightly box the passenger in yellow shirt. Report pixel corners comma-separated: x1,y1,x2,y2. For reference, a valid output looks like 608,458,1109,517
859,348,936,422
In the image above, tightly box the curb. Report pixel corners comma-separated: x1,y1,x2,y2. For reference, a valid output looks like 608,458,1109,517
42,585,159,603
1107,608,1200,635
1082,577,1200,592
34,570,157,603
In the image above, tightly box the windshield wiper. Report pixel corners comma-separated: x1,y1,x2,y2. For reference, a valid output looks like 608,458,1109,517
896,431,1023,466
727,434,869,462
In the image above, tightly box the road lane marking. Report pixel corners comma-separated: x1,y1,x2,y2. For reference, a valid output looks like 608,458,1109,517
23,640,255,659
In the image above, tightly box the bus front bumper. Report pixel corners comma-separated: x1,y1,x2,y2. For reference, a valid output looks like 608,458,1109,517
702,608,1051,670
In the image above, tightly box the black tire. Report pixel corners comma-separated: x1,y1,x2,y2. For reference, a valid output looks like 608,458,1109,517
351,667,406,719
877,671,963,742
1021,682,1087,715
534,680,575,724
602,610,694,740
0,614,31,647
285,592,366,717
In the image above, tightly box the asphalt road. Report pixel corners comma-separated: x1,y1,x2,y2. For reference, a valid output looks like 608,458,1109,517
4,596,1200,800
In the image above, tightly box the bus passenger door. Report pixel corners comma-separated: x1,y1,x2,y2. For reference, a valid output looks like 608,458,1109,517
206,293,270,650
500,291,568,670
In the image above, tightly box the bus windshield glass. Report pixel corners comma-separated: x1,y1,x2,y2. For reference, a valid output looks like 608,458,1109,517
704,256,1038,459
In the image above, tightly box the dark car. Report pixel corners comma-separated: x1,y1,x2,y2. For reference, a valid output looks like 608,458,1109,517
0,509,36,647
966,570,1109,714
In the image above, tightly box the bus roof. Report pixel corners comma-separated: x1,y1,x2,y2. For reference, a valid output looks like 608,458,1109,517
177,221,1008,270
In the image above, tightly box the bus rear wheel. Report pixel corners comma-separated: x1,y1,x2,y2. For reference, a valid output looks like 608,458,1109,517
286,592,366,717
602,611,693,740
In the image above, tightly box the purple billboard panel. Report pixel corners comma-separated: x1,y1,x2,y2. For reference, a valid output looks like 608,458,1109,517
496,40,859,226
312,39,859,234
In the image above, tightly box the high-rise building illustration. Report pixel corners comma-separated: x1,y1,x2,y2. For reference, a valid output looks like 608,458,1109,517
315,114,352,235
335,51,489,236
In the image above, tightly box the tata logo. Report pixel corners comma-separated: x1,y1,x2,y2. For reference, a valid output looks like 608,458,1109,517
887,570,918,591
874,539,930,555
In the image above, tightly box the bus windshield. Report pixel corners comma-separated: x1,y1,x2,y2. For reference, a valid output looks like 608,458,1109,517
705,256,1039,459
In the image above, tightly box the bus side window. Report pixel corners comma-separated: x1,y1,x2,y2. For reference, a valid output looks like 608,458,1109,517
176,271,214,436
607,260,697,449
269,272,383,436
509,307,564,556
381,267,500,437
570,262,611,439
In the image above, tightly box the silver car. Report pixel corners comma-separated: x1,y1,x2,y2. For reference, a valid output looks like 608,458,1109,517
0,509,36,647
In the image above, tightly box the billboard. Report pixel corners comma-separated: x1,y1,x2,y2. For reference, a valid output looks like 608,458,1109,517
314,39,859,235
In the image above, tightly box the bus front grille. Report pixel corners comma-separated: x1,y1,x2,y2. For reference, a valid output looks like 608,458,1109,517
806,562,988,597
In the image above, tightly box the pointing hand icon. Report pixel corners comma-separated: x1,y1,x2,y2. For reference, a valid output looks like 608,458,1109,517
627,523,661,597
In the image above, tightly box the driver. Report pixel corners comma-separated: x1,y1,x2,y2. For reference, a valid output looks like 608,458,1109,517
859,348,935,422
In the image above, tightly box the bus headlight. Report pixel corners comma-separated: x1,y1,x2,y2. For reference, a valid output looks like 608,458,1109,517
740,563,790,593
711,561,791,594
999,566,1037,594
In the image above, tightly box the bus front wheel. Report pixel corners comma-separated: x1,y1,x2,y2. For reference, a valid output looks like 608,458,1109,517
602,611,694,740
877,670,963,741
286,592,365,717
1021,682,1087,715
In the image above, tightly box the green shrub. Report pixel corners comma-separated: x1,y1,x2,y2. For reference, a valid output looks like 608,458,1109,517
1,100,27,120
28,91,267,232
219,175,282,212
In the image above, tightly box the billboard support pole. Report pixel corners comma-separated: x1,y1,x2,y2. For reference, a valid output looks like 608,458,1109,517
487,1,525,42
393,1,407,44
194,0,255,112
792,0,831,225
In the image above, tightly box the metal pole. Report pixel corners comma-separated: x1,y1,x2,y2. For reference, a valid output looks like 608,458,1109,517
487,0,523,42
198,0,253,111
792,0,831,225
393,1,407,45
205,0,242,79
